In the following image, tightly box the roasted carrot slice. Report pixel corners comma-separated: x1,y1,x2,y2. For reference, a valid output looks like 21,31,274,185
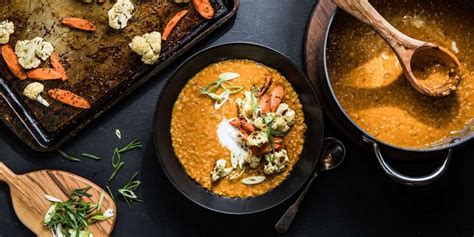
193,0,214,20
270,85,284,112
50,53,67,81
1,45,27,80
259,94,271,114
27,68,62,80
259,75,272,97
162,10,189,41
229,118,256,135
61,17,97,31
48,89,91,109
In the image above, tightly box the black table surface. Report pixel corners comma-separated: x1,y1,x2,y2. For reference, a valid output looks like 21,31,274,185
1,0,473,236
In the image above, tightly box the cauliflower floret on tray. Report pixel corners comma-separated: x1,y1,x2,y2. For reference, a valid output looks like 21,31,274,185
108,0,135,30
263,149,289,175
15,37,54,69
23,82,50,107
129,31,162,65
0,20,14,44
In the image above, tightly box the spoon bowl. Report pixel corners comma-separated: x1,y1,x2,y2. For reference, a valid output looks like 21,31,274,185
319,137,345,171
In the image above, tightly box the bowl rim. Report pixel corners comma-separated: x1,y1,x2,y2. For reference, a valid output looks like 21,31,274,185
322,8,473,153
153,42,324,214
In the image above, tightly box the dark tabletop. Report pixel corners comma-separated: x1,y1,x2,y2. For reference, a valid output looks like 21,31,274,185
1,0,473,236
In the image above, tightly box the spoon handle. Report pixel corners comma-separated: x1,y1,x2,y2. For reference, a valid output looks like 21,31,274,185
0,162,16,183
331,0,424,51
275,171,319,233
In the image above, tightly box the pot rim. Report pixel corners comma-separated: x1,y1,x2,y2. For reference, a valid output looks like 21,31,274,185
322,8,473,153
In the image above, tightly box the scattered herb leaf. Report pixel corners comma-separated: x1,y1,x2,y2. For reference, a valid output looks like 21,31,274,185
58,149,81,162
115,129,122,140
108,140,142,182
106,185,116,204
81,153,101,160
118,171,142,207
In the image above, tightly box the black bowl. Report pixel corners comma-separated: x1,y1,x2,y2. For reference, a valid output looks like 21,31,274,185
153,42,324,214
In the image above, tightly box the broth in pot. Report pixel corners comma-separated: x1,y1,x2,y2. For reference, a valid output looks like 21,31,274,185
327,0,474,148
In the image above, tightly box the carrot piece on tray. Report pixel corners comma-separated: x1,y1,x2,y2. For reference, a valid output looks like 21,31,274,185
27,68,62,80
193,0,214,20
51,53,68,81
1,44,27,80
162,10,189,41
48,89,91,109
61,17,97,31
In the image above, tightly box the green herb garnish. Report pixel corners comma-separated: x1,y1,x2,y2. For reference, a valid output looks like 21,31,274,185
106,185,116,204
108,148,125,182
43,187,113,237
264,117,277,163
200,72,243,110
81,153,101,160
58,149,81,162
117,139,142,153
118,171,142,207
107,140,142,182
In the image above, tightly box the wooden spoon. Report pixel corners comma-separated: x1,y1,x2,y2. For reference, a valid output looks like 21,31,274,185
331,0,462,97
0,162,116,236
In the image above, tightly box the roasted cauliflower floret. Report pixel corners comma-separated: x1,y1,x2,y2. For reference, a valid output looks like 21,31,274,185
276,103,295,125
236,91,257,119
253,117,268,130
271,116,290,133
15,37,54,69
0,20,14,44
108,0,134,30
23,82,49,107
211,159,233,182
244,154,261,169
246,131,269,148
129,31,162,64
263,150,289,175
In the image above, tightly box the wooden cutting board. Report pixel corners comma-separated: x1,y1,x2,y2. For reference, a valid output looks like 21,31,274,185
0,162,116,236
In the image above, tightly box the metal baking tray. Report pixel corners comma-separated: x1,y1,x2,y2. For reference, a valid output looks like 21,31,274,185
0,0,240,151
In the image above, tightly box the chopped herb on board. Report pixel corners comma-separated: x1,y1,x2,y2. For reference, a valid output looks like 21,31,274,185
43,187,114,236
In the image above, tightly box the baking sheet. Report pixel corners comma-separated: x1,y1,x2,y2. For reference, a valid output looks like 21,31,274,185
0,0,239,151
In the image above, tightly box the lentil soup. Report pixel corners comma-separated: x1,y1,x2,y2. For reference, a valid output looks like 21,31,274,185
327,0,474,148
171,59,306,198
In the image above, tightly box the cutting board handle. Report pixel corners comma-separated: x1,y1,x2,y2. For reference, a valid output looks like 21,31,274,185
0,162,16,183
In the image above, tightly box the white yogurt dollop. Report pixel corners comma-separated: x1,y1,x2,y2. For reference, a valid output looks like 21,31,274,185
216,119,247,169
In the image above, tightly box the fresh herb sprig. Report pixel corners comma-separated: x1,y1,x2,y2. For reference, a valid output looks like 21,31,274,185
118,171,142,207
108,139,142,182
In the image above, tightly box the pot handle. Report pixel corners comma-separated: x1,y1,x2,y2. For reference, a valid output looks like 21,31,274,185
363,137,451,186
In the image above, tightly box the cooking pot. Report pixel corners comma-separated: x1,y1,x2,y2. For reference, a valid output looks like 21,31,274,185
305,0,474,186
